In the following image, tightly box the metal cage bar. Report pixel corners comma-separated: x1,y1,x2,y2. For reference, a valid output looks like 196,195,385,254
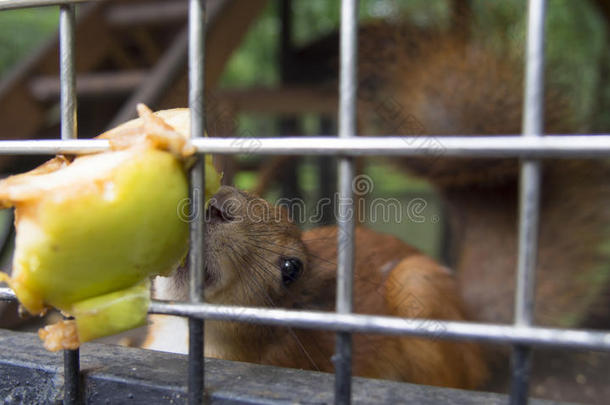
187,0,206,404
335,0,358,403
0,0,609,404
0,0,90,11
510,1,547,404
3,287,610,352
59,3,80,405
147,300,610,351
0,135,609,157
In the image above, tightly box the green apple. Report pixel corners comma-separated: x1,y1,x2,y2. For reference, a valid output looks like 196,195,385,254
0,105,220,348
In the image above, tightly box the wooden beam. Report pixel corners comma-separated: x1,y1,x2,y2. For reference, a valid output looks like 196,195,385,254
105,0,188,27
0,1,112,143
37,2,116,75
29,70,148,101
131,27,163,65
107,28,189,128
108,0,232,125
158,0,270,110
215,86,337,115
206,0,269,86
112,0,269,123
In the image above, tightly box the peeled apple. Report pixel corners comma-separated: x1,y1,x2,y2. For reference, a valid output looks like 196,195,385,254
0,105,220,350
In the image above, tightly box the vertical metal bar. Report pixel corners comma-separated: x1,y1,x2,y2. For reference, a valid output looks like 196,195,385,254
319,118,337,226
63,349,80,405
60,4,79,405
188,0,206,404
60,4,77,141
335,1,358,404
510,1,546,404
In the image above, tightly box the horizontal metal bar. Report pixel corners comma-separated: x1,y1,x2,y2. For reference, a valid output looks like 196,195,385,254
2,287,609,351
0,329,561,405
0,0,90,11
0,139,108,155
0,287,15,301
0,136,609,158
191,135,610,157
149,301,610,352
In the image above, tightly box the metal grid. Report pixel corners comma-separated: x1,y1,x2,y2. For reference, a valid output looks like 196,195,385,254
0,0,610,404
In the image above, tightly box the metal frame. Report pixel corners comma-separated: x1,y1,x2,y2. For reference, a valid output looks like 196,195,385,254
0,0,90,11
59,3,80,404
510,1,547,403
0,328,565,405
0,0,609,404
0,135,608,156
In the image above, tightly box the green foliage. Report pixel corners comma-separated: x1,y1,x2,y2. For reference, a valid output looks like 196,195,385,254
220,0,452,87
292,0,341,46
219,1,279,87
470,0,606,130
0,8,58,76
545,0,605,130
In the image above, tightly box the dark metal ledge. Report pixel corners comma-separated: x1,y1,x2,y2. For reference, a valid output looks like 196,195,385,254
0,329,574,404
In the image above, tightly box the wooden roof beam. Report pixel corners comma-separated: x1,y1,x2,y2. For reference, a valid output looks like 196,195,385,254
215,86,338,115
105,0,187,27
29,70,148,101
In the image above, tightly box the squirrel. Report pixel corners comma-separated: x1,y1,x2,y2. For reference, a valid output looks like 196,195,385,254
146,16,607,396
255,21,610,329
144,186,488,390
360,24,610,328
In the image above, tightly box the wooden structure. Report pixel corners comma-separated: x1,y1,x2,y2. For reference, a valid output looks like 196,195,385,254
0,0,267,172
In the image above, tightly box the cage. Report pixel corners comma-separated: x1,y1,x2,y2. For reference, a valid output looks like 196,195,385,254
0,0,610,404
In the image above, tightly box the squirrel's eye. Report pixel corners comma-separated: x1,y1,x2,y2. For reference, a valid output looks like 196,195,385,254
280,257,302,287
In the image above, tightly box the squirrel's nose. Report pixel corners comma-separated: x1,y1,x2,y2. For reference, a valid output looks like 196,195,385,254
206,186,242,224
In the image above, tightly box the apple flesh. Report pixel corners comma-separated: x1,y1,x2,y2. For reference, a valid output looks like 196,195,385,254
0,105,220,348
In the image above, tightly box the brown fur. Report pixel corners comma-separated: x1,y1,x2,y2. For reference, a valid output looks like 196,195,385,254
360,25,610,327
152,186,488,389
263,21,610,328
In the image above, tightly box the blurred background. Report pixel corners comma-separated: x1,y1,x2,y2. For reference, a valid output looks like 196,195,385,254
0,0,607,259
0,0,609,403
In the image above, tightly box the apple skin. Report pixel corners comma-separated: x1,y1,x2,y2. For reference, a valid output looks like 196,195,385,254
10,147,189,317
0,106,222,345
71,280,151,343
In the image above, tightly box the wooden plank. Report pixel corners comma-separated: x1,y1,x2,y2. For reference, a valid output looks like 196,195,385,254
157,0,270,110
206,0,269,86
29,70,147,101
0,0,112,146
111,0,269,123
215,86,338,115
37,4,116,75
107,28,189,127
105,0,188,27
